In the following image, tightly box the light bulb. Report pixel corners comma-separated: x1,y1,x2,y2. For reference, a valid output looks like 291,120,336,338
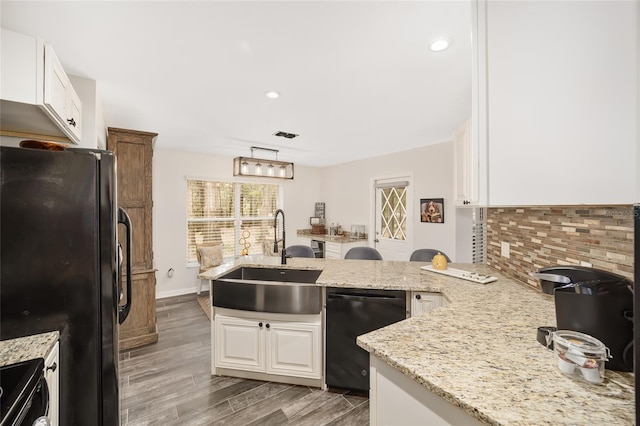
267,164,274,176
279,165,286,177
255,162,262,175
241,160,248,174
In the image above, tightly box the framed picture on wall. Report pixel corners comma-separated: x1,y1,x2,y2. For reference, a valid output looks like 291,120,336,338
420,198,444,223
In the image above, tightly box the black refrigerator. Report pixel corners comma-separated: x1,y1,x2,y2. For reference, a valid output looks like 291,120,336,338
0,145,133,426
635,203,639,423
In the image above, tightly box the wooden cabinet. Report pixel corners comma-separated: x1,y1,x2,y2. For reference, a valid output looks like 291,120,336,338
0,28,82,144
108,127,158,351
410,292,444,317
44,341,60,426
214,312,322,380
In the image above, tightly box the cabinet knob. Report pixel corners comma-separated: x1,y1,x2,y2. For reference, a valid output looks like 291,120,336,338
258,322,263,328
265,323,270,329
67,118,77,127
415,294,421,300
46,362,57,373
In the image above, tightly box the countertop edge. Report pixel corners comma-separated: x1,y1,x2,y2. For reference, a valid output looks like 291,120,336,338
357,336,500,426
0,331,59,367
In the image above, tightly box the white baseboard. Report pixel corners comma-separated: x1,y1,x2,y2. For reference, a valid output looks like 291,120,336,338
156,286,202,300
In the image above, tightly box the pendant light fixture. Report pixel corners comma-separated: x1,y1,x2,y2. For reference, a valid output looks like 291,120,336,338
233,146,294,179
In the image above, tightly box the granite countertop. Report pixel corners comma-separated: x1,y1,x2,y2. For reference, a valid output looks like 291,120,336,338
0,331,59,367
199,257,635,425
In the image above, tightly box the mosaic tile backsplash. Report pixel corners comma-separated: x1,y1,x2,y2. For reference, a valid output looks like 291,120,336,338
486,206,634,289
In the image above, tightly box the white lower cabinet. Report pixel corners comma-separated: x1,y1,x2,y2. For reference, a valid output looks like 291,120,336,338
370,355,483,426
44,341,59,426
267,322,320,378
410,292,444,316
215,315,265,372
214,312,321,380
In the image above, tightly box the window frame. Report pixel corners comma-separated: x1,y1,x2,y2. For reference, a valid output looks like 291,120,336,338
186,176,283,266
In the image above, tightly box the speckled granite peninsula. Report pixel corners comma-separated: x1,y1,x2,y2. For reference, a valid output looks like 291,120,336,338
0,331,59,367
199,258,635,425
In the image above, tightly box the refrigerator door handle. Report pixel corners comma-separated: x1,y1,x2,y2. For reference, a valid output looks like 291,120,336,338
117,244,124,301
117,207,133,324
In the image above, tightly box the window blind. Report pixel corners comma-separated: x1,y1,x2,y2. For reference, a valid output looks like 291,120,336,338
186,180,281,263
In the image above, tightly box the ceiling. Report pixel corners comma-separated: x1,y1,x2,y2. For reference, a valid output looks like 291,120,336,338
1,1,472,167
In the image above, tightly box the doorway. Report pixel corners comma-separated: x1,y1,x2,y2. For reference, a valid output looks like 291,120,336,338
372,177,412,260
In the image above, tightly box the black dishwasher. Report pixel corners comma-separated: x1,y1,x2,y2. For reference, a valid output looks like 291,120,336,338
326,287,407,391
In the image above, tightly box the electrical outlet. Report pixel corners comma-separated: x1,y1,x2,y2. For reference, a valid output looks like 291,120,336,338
501,242,510,258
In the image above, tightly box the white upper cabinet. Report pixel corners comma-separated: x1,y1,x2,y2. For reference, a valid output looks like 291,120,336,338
453,118,484,206
43,44,82,142
1,28,82,144
474,0,638,205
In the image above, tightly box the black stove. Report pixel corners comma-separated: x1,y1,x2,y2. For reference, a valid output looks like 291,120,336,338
0,358,48,426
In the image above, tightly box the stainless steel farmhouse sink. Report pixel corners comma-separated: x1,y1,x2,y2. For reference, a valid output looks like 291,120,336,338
212,267,323,314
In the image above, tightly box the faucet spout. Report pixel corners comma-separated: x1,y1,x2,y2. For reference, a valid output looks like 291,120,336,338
274,209,286,264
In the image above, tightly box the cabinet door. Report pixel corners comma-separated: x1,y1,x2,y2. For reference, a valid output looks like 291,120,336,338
410,292,442,316
453,119,471,206
66,85,82,141
483,1,636,205
215,315,265,372
108,129,155,271
266,321,321,379
119,271,158,351
43,44,69,126
44,341,59,426
325,242,341,259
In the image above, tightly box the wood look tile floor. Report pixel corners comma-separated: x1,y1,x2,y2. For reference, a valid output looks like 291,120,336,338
119,294,369,426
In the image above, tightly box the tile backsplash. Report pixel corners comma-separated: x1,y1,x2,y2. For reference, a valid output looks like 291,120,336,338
486,206,634,289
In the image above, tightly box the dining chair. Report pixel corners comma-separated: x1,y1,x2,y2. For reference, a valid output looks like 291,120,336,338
344,246,383,260
285,245,316,258
409,249,451,262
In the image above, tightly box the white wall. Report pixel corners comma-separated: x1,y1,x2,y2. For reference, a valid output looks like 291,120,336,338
69,74,107,149
153,148,323,298
321,141,465,261
153,140,468,296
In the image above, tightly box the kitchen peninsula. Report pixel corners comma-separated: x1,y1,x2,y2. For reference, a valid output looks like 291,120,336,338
199,258,634,425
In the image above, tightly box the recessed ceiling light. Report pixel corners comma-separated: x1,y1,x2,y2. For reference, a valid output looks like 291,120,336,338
429,37,451,52
265,91,280,99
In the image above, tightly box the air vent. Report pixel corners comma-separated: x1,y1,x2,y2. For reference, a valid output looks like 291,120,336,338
273,131,299,139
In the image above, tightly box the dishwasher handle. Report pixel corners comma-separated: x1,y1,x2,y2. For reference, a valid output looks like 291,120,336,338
327,292,400,301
